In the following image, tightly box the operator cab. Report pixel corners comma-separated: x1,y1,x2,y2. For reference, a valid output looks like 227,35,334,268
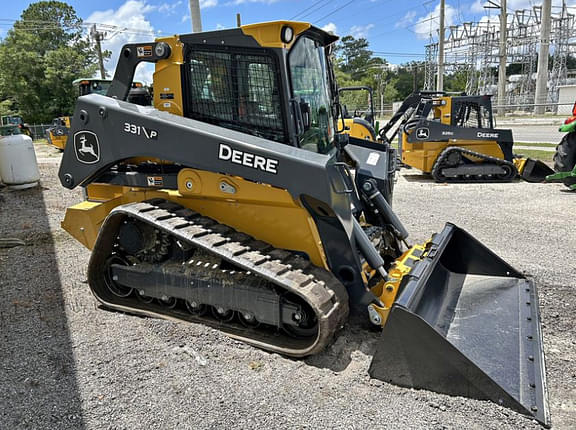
107,22,341,155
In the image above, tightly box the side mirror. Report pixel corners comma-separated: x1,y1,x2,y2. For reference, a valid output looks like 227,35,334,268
342,104,350,119
291,99,311,135
299,99,311,131
336,103,346,134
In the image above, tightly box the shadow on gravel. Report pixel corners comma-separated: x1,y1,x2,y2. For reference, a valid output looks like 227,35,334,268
304,317,381,372
0,184,85,429
401,173,435,183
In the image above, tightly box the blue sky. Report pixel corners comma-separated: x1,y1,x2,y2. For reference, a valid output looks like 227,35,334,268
0,1,559,82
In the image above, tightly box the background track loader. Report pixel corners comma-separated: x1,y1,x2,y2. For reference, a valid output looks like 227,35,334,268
343,91,554,183
46,78,152,150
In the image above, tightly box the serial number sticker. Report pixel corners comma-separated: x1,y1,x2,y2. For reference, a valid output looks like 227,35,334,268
366,152,380,166
136,45,153,57
147,176,163,187
123,122,158,140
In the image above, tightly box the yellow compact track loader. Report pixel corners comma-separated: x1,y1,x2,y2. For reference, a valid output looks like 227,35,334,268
339,86,377,141
379,92,554,183
58,22,549,425
47,79,152,150
45,116,70,150
1,115,32,138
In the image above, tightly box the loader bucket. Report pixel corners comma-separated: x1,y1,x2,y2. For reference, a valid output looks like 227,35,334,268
519,157,555,183
369,223,549,427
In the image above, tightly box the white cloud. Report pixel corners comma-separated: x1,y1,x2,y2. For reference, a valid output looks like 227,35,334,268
200,0,218,7
158,1,183,14
87,1,157,84
321,22,337,34
470,0,486,13
413,3,457,40
215,23,226,30
349,24,374,39
395,10,417,29
226,0,278,4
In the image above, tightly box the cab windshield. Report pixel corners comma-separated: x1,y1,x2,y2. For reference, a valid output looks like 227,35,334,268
79,80,111,97
289,36,335,154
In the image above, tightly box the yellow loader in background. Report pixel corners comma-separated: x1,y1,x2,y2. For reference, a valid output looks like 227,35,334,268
47,79,152,150
384,92,554,182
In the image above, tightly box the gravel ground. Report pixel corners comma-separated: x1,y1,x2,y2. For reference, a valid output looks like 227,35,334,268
1,143,574,429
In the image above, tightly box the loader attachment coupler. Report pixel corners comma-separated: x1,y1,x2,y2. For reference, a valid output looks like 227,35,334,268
369,224,549,427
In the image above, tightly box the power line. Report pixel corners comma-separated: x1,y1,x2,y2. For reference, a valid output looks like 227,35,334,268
290,0,331,20
314,0,356,23
0,19,159,36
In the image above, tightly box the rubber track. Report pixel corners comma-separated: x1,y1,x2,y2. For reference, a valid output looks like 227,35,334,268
87,198,349,357
431,146,517,182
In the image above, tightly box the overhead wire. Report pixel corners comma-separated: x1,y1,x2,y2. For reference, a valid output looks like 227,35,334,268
0,19,159,36
314,0,357,23
290,0,332,20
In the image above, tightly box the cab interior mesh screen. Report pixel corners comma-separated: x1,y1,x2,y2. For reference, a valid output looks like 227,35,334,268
453,101,490,128
187,50,285,142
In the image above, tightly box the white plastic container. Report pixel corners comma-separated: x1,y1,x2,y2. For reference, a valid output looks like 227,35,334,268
0,134,40,189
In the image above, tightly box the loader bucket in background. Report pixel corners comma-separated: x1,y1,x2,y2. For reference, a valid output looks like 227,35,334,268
369,223,549,427
519,157,555,183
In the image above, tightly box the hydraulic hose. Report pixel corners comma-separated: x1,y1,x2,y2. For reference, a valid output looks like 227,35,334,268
361,180,409,241
352,217,388,279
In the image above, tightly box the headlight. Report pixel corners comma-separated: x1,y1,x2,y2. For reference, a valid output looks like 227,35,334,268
281,26,294,44
154,42,171,59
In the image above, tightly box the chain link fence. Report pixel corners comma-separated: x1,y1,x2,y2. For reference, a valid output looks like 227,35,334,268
27,124,52,141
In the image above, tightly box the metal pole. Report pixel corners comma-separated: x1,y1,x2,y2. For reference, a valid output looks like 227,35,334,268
236,13,242,27
91,25,106,79
497,0,507,116
534,0,551,114
189,0,203,33
436,0,445,91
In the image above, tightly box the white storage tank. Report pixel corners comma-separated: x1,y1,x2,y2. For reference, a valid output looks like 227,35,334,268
0,134,40,189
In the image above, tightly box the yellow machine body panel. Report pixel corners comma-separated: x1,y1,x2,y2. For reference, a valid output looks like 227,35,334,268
434,96,452,125
62,169,328,269
401,136,505,174
153,36,185,116
240,21,310,48
342,118,374,141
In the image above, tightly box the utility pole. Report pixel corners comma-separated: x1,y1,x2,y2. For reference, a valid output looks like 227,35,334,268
90,25,106,79
437,0,445,91
534,0,552,114
189,0,203,33
497,0,507,116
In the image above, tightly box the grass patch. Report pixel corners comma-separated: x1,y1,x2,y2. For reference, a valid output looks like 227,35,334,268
513,149,554,162
515,142,557,148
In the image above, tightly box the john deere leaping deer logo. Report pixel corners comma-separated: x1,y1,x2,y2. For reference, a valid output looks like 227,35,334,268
73,131,100,164
416,127,430,140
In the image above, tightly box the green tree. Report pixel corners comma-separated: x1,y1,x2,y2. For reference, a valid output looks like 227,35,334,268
0,1,98,123
336,36,384,81
444,70,468,93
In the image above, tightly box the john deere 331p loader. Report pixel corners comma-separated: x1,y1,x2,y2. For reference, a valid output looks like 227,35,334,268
58,21,549,426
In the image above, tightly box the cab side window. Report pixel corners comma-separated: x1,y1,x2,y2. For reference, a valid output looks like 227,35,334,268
186,49,285,143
